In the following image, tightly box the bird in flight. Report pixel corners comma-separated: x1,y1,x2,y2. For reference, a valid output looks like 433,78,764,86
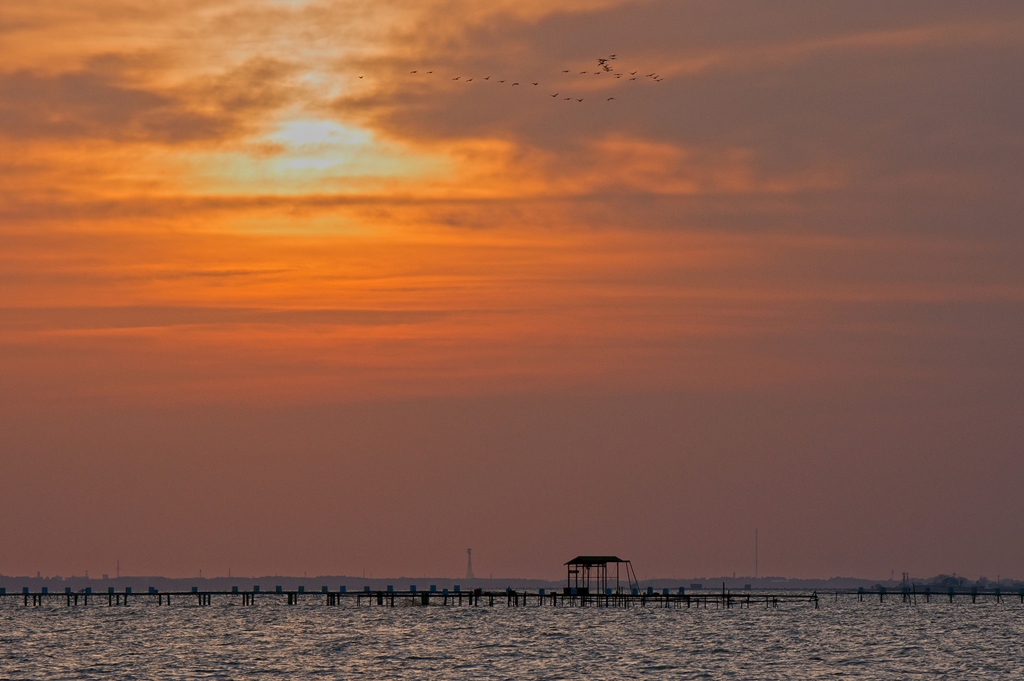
391,51,663,109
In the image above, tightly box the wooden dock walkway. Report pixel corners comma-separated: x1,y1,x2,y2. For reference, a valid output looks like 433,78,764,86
2,585,1021,610
840,585,1024,604
1,586,816,609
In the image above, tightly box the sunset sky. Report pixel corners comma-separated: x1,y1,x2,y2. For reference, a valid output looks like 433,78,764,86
2,0,1022,581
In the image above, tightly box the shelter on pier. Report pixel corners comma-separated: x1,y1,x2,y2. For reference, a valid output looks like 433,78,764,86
564,556,639,595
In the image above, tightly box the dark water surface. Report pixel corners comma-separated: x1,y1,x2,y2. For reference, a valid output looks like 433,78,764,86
2,595,1022,679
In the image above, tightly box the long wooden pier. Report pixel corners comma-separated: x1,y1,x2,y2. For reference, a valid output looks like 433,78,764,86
2,586,1020,610
0,586,816,609
840,585,1024,604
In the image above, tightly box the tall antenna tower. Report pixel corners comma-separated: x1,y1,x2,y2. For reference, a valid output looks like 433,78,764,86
466,548,474,580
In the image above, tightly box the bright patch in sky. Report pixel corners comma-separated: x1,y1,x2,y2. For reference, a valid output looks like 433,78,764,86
269,120,373,148
261,118,445,178
266,120,376,171
181,119,449,195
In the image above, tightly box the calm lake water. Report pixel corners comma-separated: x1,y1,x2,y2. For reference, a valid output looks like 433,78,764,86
2,594,1022,679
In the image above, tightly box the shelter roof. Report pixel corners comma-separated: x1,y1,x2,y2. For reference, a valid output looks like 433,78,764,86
564,556,626,565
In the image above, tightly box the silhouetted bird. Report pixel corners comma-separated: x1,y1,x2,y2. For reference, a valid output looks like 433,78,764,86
532,82,538,85
484,76,490,80
580,71,587,74
359,76,364,79
499,80,505,83
551,93,559,97
563,70,570,73
512,82,519,86
467,78,473,81
576,98,583,102
607,97,615,100
453,77,460,80
564,97,571,100
411,70,417,73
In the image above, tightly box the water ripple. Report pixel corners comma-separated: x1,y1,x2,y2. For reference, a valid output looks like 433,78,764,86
1,596,1023,679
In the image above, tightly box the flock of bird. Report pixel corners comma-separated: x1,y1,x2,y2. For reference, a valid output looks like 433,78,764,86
360,55,664,103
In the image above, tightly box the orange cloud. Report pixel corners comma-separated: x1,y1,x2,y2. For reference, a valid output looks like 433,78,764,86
1,0,1022,410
